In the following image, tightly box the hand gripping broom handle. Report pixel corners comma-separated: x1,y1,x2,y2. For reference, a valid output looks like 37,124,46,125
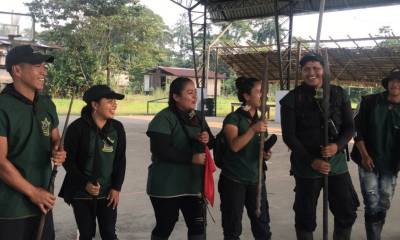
36,88,76,240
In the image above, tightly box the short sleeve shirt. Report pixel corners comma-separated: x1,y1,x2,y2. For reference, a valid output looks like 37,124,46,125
222,109,265,184
0,91,58,219
146,107,205,197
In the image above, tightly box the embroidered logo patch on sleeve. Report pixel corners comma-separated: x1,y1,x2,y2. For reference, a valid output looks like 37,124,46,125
41,117,51,137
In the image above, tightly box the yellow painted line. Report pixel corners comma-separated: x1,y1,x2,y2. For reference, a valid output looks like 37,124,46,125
207,121,282,134
207,121,223,129
122,115,154,121
120,115,354,144
122,191,146,196
121,115,283,135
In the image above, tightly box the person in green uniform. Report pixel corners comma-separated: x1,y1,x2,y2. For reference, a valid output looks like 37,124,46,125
58,85,126,240
280,53,359,240
146,77,214,240
0,45,66,240
352,69,400,240
218,76,272,240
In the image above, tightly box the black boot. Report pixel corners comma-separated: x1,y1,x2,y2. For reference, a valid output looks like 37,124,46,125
333,226,352,240
188,234,205,240
365,220,384,240
365,212,386,240
295,229,313,240
151,234,169,240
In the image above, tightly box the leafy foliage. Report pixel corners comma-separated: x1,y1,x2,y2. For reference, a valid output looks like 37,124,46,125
28,1,169,96
27,0,295,97
374,26,400,47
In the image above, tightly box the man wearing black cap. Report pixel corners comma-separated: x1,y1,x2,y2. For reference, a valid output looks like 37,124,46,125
352,69,400,240
280,53,359,240
0,44,66,239
59,84,126,240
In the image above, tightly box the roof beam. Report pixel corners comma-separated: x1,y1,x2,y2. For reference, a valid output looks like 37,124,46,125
329,36,370,81
246,44,279,80
368,33,400,70
347,35,386,76
223,42,264,79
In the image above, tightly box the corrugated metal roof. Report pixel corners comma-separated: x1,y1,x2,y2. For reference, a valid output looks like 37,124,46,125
219,43,400,84
206,0,400,22
0,39,62,49
150,66,226,79
0,40,11,45
0,42,62,69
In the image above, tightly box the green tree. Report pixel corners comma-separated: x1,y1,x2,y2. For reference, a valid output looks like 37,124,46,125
28,1,169,95
250,19,276,45
168,13,192,67
372,26,400,47
27,0,136,28
220,21,252,44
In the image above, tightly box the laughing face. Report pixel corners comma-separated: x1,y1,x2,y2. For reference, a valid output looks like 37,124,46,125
14,63,47,91
388,78,400,97
93,98,118,120
244,81,262,108
301,61,324,88
173,81,197,112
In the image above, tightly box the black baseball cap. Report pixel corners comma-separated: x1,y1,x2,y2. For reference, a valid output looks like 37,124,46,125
299,53,324,68
381,68,400,89
83,85,125,103
5,45,54,73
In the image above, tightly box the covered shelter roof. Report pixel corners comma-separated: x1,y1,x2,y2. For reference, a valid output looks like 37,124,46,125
170,0,400,93
147,66,226,80
205,0,400,22
217,36,400,86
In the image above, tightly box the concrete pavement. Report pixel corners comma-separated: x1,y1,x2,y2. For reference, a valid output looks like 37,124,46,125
52,115,400,240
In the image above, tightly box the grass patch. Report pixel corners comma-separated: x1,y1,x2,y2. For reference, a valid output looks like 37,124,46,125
53,95,168,116
53,95,276,118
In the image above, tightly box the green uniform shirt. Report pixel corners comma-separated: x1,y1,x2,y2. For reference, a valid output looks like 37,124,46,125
73,128,118,199
0,90,58,219
370,102,400,173
222,109,266,184
146,107,204,197
292,152,348,178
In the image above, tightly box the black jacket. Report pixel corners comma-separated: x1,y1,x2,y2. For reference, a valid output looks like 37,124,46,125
59,108,126,204
352,92,400,172
354,92,387,144
280,83,354,165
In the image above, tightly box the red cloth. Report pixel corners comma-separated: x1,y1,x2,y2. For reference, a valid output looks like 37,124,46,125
204,146,216,207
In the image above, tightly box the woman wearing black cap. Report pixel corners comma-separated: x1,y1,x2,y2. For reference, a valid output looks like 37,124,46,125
280,53,359,240
59,85,126,240
352,69,400,240
146,77,214,240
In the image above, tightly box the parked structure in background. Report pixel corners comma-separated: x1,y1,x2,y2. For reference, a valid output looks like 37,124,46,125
144,66,225,96
0,38,60,91
112,71,130,94
0,11,60,91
